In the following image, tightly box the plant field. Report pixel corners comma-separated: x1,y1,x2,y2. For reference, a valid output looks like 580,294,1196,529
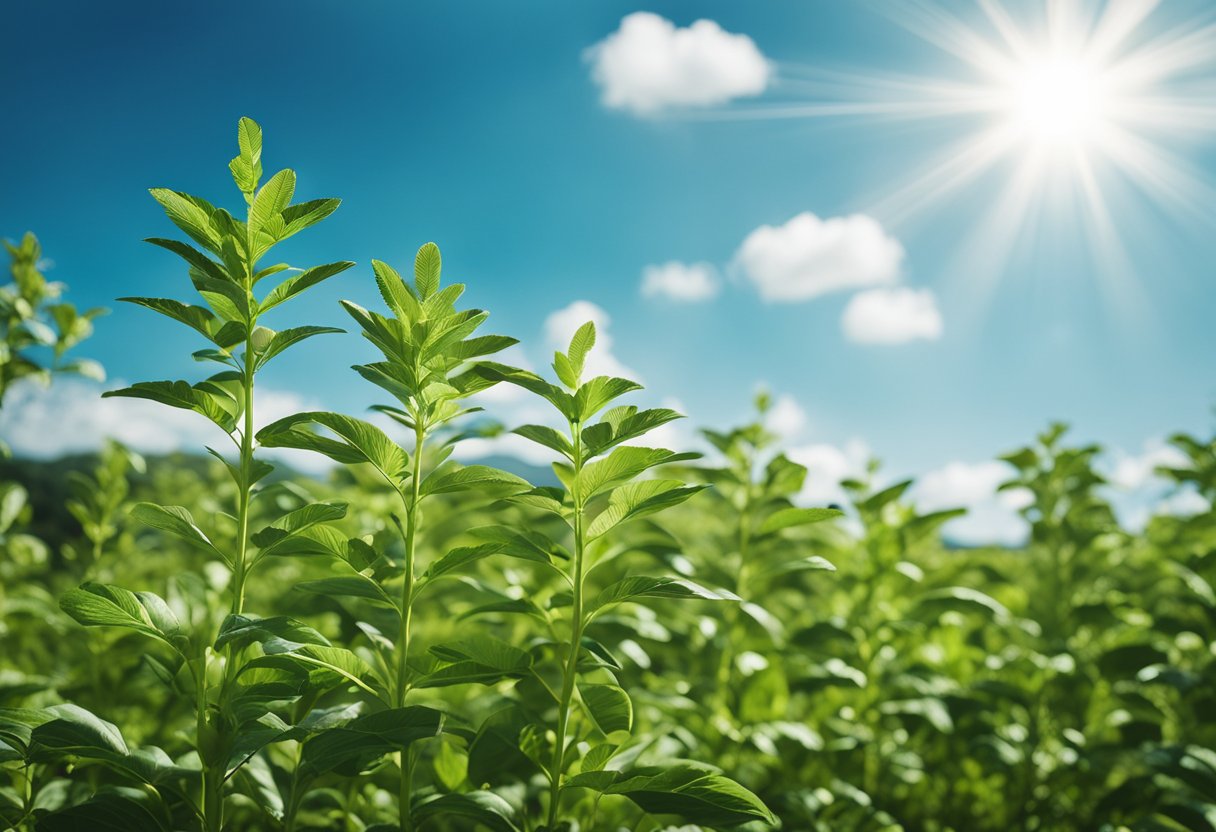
1,119,1214,832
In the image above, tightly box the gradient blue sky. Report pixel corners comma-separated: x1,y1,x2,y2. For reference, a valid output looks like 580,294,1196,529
3,0,1214,485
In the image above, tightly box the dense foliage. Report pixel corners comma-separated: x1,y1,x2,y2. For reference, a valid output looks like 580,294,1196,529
1,120,1213,832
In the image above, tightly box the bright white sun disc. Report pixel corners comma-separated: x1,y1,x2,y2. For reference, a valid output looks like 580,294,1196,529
1010,57,1108,144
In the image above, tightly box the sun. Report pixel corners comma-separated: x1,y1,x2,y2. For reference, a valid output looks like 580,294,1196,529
706,0,1216,306
1007,55,1109,145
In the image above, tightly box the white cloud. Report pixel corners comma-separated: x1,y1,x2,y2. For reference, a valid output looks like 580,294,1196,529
787,439,871,506
543,300,638,381
841,287,943,345
1108,440,1188,490
763,393,807,440
913,460,1030,547
0,378,332,474
586,12,771,115
734,212,904,302
641,261,719,302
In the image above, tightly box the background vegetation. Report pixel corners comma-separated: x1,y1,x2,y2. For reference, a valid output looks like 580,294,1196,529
1,121,1213,832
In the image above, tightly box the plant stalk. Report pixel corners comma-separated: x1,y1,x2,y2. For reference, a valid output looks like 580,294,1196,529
547,420,586,830
396,420,425,832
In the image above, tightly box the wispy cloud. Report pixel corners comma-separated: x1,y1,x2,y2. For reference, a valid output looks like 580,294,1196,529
640,261,720,302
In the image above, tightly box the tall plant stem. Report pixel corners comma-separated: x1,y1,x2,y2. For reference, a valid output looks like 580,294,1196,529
396,420,425,832
547,421,586,830
230,283,258,617
715,475,753,717
201,269,258,832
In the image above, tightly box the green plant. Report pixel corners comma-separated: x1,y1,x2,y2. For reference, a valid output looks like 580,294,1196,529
475,328,776,830
52,116,354,831
256,242,525,831
63,439,146,573
0,232,106,415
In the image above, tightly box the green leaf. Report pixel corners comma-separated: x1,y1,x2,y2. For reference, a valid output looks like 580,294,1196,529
590,576,735,617
580,447,698,499
553,351,578,389
757,506,843,535
913,587,1010,623
260,261,355,312
447,333,519,361
477,363,577,420
104,381,238,433
414,242,442,298
567,764,775,826
575,375,642,420
260,643,386,697
34,789,167,832
512,424,572,459
257,412,409,481
280,198,341,239
299,706,443,779
254,325,344,369
432,739,468,791
420,464,529,497
148,189,221,254
419,635,532,688
229,116,263,196
59,583,188,653
858,480,913,513
0,483,28,534
297,571,396,608
250,169,296,236
372,259,421,322
252,501,348,557
587,480,707,538
29,703,128,759
582,407,682,456
214,614,329,651
567,321,596,380
117,297,218,342
758,555,837,578
412,791,521,832
128,503,228,563
580,684,632,733
423,543,510,581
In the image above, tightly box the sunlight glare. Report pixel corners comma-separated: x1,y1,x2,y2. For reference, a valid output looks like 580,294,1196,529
1009,56,1108,145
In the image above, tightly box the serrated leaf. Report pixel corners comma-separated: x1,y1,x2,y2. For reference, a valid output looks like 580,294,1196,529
414,242,442,298
250,169,296,236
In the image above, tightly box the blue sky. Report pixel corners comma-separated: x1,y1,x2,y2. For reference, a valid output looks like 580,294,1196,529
3,1,1214,539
